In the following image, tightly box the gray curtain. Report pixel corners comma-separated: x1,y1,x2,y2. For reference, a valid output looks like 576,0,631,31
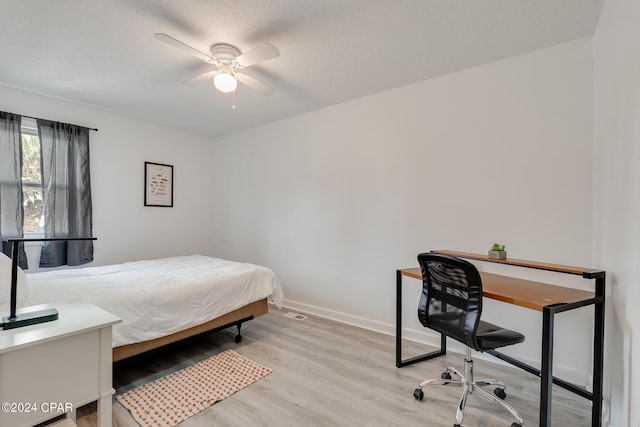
0,112,28,269
37,119,93,267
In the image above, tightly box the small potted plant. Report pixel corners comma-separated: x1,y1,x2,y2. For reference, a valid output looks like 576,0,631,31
488,243,507,260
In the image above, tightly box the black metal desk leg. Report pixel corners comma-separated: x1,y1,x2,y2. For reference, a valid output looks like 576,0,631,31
396,269,446,368
592,275,606,426
540,306,555,427
396,270,403,367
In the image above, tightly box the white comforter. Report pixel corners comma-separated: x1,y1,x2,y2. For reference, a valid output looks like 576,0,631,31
15,255,283,347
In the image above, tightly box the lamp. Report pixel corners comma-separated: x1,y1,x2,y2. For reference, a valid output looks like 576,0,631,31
1,237,97,330
213,71,238,93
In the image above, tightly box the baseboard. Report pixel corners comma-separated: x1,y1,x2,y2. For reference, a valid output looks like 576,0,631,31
279,298,591,388
279,299,398,337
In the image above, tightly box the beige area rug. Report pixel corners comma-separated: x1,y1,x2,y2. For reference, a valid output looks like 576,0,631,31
116,350,272,427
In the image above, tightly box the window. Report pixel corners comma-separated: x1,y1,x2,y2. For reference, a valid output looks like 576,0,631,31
20,118,43,234
1,111,93,267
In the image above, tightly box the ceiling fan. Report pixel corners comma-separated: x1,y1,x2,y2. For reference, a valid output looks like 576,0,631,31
154,33,280,95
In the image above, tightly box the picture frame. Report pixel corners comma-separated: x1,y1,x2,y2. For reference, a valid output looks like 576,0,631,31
144,162,173,207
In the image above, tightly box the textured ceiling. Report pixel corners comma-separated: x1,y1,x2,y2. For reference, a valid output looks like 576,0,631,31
0,0,603,138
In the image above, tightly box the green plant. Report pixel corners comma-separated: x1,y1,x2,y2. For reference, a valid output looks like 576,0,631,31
490,243,506,252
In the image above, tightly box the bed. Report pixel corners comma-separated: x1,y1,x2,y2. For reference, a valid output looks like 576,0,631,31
1,255,283,362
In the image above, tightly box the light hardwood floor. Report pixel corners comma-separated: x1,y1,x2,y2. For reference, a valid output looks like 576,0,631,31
76,308,591,427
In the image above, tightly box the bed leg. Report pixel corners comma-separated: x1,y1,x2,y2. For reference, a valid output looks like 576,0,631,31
235,323,243,343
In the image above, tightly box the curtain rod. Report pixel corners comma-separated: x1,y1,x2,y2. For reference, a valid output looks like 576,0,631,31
3,110,98,132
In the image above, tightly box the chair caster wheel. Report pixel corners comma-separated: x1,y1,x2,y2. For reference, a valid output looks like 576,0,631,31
413,388,424,401
511,424,522,427
441,371,452,380
453,424,461,427
235,335,242,343
494,387,506,399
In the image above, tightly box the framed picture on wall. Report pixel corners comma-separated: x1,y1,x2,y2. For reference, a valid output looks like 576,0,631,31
144,162,173,207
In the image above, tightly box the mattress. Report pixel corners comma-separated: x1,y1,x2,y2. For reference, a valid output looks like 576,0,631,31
4,255,283,347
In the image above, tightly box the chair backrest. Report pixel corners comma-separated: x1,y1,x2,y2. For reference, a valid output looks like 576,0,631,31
417,253,483,350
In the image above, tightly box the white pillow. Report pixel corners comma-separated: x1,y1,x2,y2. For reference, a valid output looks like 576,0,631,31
0,252,28,304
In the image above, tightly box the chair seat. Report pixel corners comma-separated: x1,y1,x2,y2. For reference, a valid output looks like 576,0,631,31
427,313,525,351
476,320,525,351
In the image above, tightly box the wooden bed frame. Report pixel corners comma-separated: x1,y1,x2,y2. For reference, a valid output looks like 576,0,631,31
112,298,268,362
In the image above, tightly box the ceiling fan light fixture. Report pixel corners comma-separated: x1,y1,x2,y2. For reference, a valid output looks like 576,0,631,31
213,71,238,93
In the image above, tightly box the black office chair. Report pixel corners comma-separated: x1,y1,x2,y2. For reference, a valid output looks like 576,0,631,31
413,253,525,427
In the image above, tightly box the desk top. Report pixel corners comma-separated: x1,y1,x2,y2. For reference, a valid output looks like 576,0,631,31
400,268,594,312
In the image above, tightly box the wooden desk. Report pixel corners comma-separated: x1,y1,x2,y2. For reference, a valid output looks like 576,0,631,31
399,267,594,312
0,300,121,427
396,250,605,427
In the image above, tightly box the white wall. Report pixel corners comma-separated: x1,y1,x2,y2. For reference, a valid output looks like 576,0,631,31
0,84,216,268
211,38,596,384
593,0,640,425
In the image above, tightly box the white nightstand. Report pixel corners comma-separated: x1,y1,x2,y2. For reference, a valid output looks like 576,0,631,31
0,299,121,427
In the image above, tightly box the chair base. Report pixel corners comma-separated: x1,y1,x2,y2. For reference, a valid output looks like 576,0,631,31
413,348,524,426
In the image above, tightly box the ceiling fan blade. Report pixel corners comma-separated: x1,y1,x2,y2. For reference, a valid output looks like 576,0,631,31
235,43,280,67
154,33,213,63
236,73,276,95
182,70,218,86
